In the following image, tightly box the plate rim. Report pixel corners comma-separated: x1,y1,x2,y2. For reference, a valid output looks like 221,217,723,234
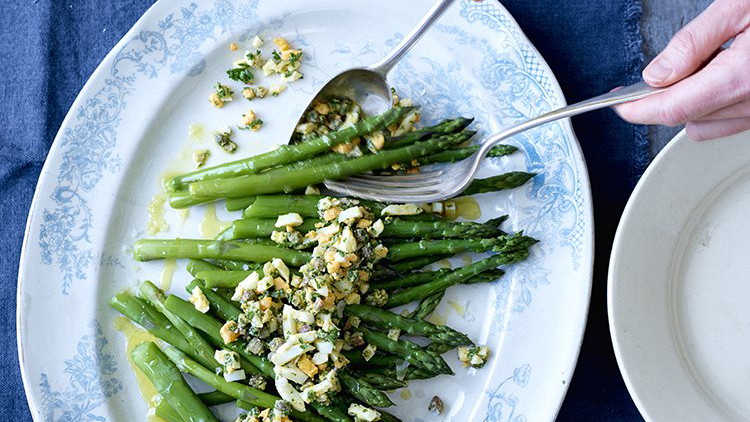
16,0,595,420
608,128,741,421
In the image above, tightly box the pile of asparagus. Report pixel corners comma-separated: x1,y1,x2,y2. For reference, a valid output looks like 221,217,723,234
115,107,538,422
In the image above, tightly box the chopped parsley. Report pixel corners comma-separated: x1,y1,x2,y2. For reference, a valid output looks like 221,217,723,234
226,62,254,84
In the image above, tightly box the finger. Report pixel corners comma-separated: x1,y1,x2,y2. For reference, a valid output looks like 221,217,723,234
695,99,750,121
616,35,750,126
642,0,750,86
685,117,750,141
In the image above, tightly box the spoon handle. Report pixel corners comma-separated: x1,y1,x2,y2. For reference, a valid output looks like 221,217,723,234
476,81,666,158
369,0,454,76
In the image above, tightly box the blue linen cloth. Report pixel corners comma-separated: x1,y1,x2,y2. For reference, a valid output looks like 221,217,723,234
0,0,646,420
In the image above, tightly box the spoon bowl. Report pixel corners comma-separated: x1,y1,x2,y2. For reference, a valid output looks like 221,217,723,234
287,0,454,141
310,68,393,117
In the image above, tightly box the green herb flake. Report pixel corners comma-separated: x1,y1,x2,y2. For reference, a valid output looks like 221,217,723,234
226,62,254,84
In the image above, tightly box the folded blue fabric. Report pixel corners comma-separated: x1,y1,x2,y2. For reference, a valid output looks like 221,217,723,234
0,0,645,420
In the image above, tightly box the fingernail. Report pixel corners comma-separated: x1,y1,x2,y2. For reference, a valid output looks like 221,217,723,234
643,58,673,84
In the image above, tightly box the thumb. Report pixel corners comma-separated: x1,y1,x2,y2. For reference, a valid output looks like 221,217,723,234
643,0,747,87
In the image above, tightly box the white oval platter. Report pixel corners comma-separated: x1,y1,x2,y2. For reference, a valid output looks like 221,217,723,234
17,1,593,420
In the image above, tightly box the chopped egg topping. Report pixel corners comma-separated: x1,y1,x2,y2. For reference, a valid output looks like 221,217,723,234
224,197,389,412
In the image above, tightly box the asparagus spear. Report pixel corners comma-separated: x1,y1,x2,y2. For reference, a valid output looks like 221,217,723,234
133,239,310,266
186,279,242,320
138,281,221,372
153,395,184,422
462,172,536,195
161,344,325,422
186,258,222,276
243,194,322,218
386,235,535,308
194,270,262,289
198,390,236,406
385,117,473,149
342,351,405,368
167,107,413,190
221,218,501,241
164,294,270,378
309,401,353,422
356,373,408,390
364,365,435,380
219,219,318,240
110,292,205,366
359,327,452,375
384,255,453,274
346,305,472,346
169,190,212,209
427,343,455,354
387,237,511,261
260,118,470,185
132,342,219,422
225,196,257,212
373,269,452,292
188,132,470,199
415,143,518,166
409,292,445,320
339,370,395,407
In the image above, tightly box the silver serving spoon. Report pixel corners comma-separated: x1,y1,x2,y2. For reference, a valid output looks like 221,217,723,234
290,0,454,129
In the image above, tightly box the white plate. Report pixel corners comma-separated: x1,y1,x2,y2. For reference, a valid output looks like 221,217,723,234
17,1,593,420
609,129,750,421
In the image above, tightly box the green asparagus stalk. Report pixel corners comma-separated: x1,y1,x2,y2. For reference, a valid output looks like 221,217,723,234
186,279,242,320
374,269,452,291
219,219,319,240
188,132,470,199
377,410,404,422
153,395,184,422
387,237,510,261
161,344,325,422
221,217,501,241
110,293,204,366
386,235,535,308
342,351,405,368
346,305,472,346
385,117,473,149
462,172,536,195
194,270,262,289
241,194,445,222
338,370,395,407
131,342,220,422
167,107,413,190
243,194,322,218
225,196,257,212
356,373,408,390
309,401,353,422
186,259,222,276
365,366,435,380
164,294,270,378
169,190,213,209
198,390,236,406
387,255,453,273
359,327,452,375
416,143,518,166
427,343,455,354
263,118,467,185
138,281,221,372
133,239,310,267
409,292,445,320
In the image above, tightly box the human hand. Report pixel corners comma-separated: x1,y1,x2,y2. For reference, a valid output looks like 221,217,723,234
616,0,750,141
